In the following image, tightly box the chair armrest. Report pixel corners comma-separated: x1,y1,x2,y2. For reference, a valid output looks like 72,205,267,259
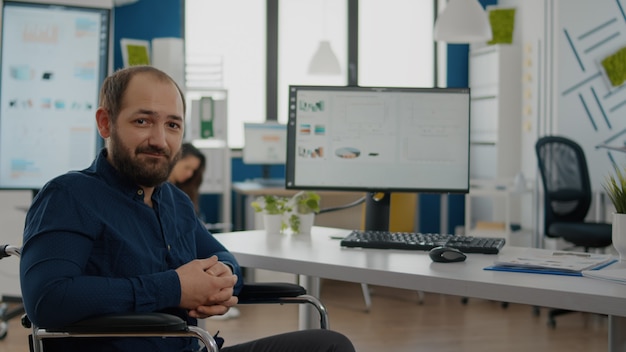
237,282,329,329
46,313,187,333
34,313,220,352
237,282,306,303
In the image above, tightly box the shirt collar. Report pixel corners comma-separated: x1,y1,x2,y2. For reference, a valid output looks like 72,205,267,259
91,148,164,200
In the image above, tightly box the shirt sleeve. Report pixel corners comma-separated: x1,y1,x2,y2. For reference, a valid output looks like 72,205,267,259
20,183,183,328
21,232,183,328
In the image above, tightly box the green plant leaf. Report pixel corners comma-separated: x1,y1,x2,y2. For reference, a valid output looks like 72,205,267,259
251,195,290,214
604,165,626,213
291,191,321,214
289,214,300,233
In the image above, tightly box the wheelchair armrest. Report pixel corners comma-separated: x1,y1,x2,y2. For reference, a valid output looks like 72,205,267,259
237,282,329,329
46,313,187,333
237,282,306,303
32,313,220,352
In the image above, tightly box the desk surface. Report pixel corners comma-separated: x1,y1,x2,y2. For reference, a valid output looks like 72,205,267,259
214,227,626,318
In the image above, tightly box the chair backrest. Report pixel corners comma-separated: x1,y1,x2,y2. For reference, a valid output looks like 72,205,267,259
535,136,592,237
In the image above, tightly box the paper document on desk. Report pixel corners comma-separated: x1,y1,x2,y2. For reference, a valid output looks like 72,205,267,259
486,249,617,276
582,263,626,285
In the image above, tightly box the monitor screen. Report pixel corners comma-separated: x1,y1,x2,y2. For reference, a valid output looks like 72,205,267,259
286,85,471,194
242,122,287,165
0,1,111,190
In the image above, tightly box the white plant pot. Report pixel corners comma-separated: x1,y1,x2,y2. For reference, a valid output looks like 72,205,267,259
290,213,315,235
613,213,626,261
263,213,284,235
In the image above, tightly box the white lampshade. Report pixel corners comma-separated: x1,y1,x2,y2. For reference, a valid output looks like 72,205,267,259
433,0,493,43
308,41,341,75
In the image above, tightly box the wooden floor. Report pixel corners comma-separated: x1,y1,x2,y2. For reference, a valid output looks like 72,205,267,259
0,279,607,352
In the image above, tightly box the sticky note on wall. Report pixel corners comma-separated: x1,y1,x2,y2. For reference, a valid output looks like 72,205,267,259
601,47,626,87
487,8,516,45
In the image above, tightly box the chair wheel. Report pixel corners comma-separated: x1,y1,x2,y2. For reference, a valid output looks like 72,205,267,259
532,306,541,316
548,318,556,328
501,302,509,309
0,321,7,340
461,297,468,305
21,314,31,329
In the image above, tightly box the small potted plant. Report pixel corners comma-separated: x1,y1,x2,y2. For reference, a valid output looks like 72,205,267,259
251,195,291,234
287,191,321,234
604,166,626,260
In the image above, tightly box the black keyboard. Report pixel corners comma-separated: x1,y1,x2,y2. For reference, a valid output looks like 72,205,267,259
340,230,505,254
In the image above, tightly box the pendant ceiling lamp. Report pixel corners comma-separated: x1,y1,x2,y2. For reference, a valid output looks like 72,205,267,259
308,40,341,75
308,0,341,75
433,0,492,43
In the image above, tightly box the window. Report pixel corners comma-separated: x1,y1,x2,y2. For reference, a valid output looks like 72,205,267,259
359,0,434,87
185,0,436,148
277,0,348,123
185,0,266,148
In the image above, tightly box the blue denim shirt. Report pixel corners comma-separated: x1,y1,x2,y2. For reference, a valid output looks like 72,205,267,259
20,148,242,351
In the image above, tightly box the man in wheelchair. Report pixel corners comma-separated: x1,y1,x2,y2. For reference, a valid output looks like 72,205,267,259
19,65,355,352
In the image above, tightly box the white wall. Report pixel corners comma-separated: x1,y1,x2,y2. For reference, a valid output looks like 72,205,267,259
514,0,626,192
507,0,626,244
553,0,626,192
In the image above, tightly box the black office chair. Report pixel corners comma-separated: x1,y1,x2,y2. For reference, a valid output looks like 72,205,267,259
535,135,612,327
1,244,329,352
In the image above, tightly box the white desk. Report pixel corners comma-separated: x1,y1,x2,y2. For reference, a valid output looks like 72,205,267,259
214,227,626,352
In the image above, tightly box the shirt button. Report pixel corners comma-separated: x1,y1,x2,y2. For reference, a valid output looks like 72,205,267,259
137,189,144,196
167,244,171,251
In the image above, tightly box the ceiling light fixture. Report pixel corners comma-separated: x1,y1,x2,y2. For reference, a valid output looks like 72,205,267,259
433,0,492,44
307,0,341,75
308,41,341,75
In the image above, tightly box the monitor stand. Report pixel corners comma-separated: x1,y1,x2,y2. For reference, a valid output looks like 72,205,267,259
252,165,285,187
261,164,271,179
364,192,391,231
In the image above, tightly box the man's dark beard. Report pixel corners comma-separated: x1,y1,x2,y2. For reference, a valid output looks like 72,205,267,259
109,128,180,187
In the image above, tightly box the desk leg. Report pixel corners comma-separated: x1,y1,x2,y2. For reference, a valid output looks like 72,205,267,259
234,193,243,231
440,194,448,234
609,315,626,352
298,274,320,330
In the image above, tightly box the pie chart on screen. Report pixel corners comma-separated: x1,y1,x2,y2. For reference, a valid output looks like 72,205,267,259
335,147,360,159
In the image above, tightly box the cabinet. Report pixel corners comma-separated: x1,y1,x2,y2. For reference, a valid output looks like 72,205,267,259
467,44,523,235
189,90,232,232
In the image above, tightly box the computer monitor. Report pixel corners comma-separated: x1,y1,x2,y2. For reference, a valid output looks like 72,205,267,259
0,0,111,191
285,85,471,230
242,122,287,181
242,122,287,165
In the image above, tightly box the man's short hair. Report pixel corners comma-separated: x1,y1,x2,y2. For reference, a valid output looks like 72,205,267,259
99,65,186,121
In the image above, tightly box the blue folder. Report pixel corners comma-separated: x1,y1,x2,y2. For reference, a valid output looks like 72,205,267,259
484,259,618,277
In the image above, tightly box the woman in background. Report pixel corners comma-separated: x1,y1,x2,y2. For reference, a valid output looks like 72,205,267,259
169,142,206,214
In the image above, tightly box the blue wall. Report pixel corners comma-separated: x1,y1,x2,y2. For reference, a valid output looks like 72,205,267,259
112,0,183,70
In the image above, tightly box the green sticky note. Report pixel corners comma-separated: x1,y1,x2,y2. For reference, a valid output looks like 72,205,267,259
127,44,150,66
488,8,516,45
602,47,626,87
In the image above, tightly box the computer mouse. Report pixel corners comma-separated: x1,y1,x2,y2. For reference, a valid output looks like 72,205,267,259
429,246,467,263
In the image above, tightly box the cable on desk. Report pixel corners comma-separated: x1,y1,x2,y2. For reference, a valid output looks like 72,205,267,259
318,196,367,214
